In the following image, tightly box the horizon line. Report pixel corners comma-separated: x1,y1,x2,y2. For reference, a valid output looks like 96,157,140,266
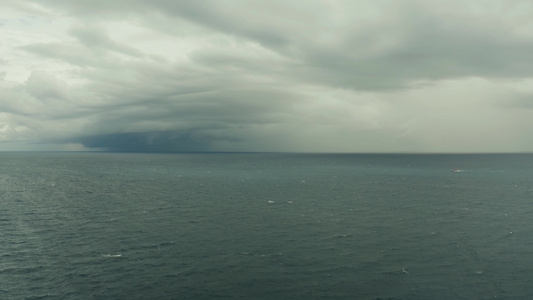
1,150,532,155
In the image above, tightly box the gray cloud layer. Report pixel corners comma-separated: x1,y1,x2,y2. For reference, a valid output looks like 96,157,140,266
2,0,533,152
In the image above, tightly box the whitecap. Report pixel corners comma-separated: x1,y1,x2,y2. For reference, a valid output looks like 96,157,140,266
102,254,122,258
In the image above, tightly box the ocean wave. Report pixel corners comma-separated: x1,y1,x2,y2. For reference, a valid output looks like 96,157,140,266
101,254,122,258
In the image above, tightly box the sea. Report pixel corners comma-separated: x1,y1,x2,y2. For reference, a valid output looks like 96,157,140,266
1,152,533,300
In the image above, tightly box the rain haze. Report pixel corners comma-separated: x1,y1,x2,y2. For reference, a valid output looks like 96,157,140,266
2,0,533,153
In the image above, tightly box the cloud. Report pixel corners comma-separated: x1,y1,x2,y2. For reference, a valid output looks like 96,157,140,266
68,24,145,58
118,0,533,90
74,130,213,152
2,0,533,152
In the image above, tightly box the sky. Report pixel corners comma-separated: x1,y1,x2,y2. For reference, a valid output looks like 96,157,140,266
2,0,533,153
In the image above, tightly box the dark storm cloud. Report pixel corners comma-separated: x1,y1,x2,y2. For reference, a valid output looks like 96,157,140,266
75,130,214,152
78,85,302,136
4,0,533,152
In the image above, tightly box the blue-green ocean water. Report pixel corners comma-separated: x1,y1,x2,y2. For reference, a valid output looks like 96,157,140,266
1,152,533,299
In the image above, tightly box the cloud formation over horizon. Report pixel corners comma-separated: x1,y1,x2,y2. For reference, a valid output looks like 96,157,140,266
2,0,533,152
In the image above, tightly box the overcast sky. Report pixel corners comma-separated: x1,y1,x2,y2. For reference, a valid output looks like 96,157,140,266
2,0,533,152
